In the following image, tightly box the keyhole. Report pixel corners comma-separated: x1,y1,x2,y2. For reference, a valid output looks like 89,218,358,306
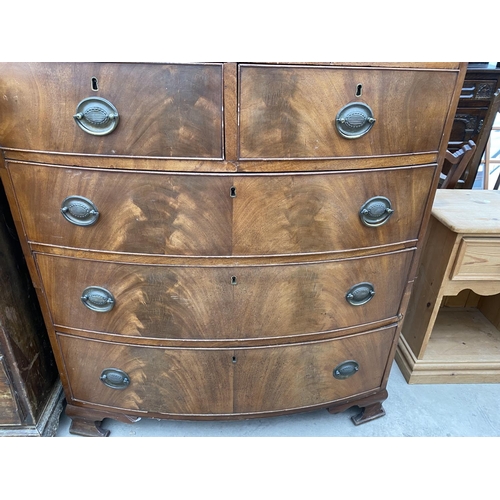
231,276,237,285
232,356,237,363
91,77,99,91
355,83,363,97
230,186,236,198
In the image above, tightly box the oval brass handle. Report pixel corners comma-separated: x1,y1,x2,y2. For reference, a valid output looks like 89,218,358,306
100,368,130,390
335,102,376,139
60,195,100,226
81,286,115,312
346,282,375,306
333,360,359,380
359,196,394,227
73,96,119,136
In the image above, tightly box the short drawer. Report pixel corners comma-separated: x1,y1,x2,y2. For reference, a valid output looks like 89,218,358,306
451,237,500,281
0,62,223,158
238,64,458,159
37,250,413,341
58,325,396,416
9,162,434,256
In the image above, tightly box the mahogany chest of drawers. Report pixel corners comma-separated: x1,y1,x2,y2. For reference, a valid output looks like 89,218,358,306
0,62,465,436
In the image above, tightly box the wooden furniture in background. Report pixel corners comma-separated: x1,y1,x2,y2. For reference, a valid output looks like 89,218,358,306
0,62,465,436
447,63,500,189
396,189,500,383
439,140,476,189
0,181,63,436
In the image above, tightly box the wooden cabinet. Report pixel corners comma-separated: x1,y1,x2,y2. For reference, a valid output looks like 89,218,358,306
447,63,500,188
0,181,63,436
0,62,466,436
396,190,500,383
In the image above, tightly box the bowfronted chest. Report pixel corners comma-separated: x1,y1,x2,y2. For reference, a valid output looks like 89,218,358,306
0,62,466,435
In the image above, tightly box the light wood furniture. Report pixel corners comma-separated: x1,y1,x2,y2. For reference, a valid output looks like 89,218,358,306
0,62,465,435
396,189,500,383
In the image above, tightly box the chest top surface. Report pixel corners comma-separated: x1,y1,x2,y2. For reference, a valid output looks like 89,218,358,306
432,190,500,234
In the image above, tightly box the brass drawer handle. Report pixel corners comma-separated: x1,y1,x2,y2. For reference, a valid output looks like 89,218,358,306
100,368,130,390
74,96,119,136
359,196,394,227
346,282,375,306
333,360,359,380
61,195,100,226
335,102,376,139
81,286,115,312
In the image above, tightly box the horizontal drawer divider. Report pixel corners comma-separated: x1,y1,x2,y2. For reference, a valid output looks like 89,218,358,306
29,241,418,264
53,317,401,348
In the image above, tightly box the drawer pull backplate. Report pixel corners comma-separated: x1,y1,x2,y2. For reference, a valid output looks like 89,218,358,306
359,196,394,227
100,368,130,390
81,286,115,312
346,282,375,306
335,102,376,139
333,360,360,380
61,195,100,226
74,96,119,136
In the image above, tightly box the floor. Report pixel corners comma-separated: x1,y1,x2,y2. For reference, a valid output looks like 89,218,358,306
54,360,500,437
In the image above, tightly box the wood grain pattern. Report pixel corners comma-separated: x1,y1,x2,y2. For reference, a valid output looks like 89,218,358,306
398,189,500,383
0,62,467,429
8,163,233,256
36,250,413,341
8,162,435,257
451,238,500,280
2,149,438,173
58,325,396,416
223,63,238,161
232,166,435,255
0,357,21,425
239,65,459,158
58,334,234,415
233,326,396,413
0,62,223,158
0,179,58,429
400,216,460,358
432,189,500,233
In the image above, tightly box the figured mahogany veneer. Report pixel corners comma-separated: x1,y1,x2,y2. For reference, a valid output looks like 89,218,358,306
58,325,397,416
0,63,224,159
36,249,413,341
0,62,466,435
238,65,458,159
9,162,434,256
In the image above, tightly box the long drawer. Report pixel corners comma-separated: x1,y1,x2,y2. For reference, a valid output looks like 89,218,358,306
58,324,397,415
238,64,459,159
36,249,413,340
0,63,224,159
9,162,435,256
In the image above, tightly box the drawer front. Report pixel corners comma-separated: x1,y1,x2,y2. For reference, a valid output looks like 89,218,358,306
10,162,434,256
232,166,435,255
0,62,223,158
58,325,396,415
460,79,498,102
37,250,413,340
9,163,233,256
0,357,21,425
451,238,500,281
238,65,458,159
58,334,234,415
233,325,396,413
